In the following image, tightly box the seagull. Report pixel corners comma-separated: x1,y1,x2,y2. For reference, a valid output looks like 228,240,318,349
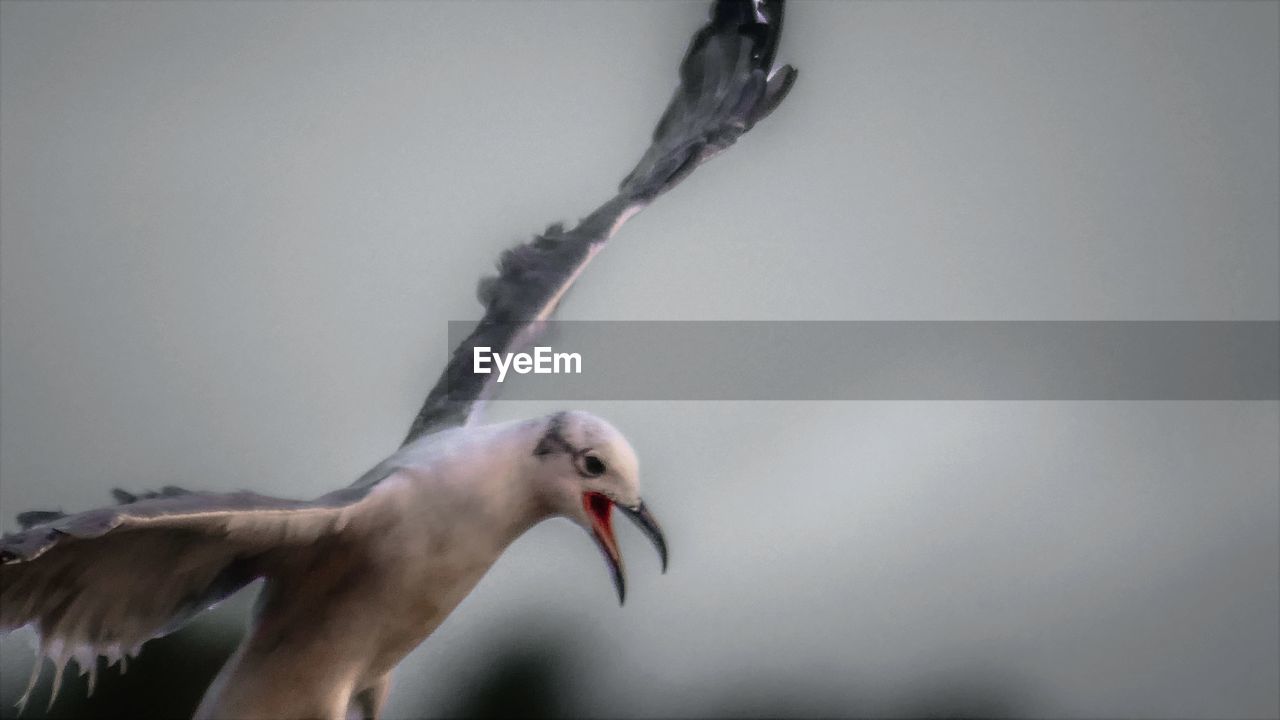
0,1,796,718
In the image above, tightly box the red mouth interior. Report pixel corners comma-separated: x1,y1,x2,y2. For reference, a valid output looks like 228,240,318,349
584,491,614,536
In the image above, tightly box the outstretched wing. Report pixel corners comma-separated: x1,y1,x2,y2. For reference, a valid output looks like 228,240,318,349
402,0,797,443
0,484,370,710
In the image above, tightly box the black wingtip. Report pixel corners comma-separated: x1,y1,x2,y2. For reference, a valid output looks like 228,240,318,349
618,0,796,201
710,0,785,64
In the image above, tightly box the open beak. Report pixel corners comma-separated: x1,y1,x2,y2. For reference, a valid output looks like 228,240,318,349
583,492,668,605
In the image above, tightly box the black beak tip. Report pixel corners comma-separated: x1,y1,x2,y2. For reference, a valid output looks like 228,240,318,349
620,500,669,575
613,569,626,606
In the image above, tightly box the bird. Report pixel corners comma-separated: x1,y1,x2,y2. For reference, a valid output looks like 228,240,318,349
0,1,796,718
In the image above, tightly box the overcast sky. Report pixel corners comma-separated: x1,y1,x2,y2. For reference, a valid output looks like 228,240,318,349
1,2,1277,717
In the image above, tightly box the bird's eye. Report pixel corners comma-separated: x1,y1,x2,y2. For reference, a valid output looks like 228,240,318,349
577,453,606,477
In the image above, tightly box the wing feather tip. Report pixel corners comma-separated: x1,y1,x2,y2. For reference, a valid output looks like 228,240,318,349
14,510,67,531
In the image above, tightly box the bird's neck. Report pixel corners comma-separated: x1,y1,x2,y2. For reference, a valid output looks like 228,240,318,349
389,417,553,551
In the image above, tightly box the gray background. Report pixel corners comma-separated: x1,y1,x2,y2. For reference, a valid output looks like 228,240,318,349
1,1,1277,718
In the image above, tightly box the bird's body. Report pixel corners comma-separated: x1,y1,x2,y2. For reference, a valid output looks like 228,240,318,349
0,1,794,716
196,418,602,720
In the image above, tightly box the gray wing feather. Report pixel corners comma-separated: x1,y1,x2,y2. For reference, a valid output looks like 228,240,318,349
402,195,639,442
0,487,366,708
619,0,796,199
402,0,796,443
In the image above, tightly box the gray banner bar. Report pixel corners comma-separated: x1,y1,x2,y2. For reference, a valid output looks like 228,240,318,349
447,321,1279,400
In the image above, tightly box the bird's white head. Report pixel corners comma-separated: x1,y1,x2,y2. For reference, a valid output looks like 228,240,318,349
527,411,667,604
